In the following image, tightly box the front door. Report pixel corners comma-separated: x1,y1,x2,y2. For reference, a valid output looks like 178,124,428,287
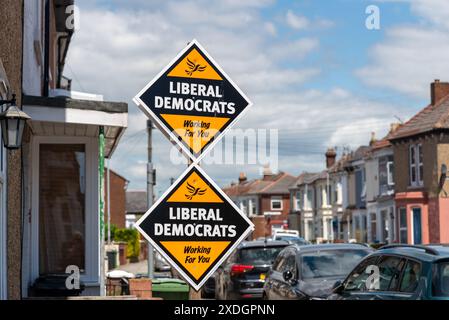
30,136,99,291
412,208,422,244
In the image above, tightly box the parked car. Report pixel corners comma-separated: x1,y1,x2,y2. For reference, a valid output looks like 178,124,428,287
215,240,290,300
328,244,449,300
273,229,300,238
273,235,309,246
201,274,216,299
263,243,373,300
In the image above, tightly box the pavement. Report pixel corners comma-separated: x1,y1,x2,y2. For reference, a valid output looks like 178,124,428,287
112,259,172,278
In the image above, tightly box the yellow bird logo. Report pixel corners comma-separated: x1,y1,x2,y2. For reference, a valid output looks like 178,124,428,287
185,180,207,200
185,58,207,76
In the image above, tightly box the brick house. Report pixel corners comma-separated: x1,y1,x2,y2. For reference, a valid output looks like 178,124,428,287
223,168,296,240
389,80,449,244
125,190,147,229
104,168,129,229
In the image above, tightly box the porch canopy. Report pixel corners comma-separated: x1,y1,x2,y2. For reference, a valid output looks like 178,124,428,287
22,95,128,158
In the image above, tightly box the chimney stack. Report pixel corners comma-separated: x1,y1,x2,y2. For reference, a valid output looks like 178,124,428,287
238,172,247,184
369,132,376,146
390,122,401,133
262,165,273,180
431,79,449,105
325,148,337,169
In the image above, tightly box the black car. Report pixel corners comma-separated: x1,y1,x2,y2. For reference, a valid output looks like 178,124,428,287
263,243,373,300
201,274,215,299
215,240,290,300
328,244,449,300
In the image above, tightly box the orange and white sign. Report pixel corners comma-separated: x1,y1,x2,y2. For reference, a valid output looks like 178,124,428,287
135,164,254,290
133,39,252,161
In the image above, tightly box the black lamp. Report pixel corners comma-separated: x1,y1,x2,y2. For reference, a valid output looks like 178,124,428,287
0,94,31,149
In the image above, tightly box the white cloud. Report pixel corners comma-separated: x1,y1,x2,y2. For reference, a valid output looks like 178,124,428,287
265,22,277,36
269,38,319,60
286,10,309,30
358,0,449,98
67,1,404,192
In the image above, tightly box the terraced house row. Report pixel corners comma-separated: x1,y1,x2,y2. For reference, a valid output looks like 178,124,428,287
226,80,449,246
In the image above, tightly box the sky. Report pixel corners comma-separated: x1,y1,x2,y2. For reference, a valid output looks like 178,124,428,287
65,0,449,197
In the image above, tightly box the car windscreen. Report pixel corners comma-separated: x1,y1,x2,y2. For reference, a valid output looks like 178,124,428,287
300,249,369,280
238,246,286,265
433,261,449,297
275,236,307,245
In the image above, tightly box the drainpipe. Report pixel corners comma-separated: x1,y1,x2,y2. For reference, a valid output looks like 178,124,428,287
43,0,50,97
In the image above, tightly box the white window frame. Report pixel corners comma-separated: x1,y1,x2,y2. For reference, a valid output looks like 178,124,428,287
270,196,283,211
30,136,99,285
250,198,258,216
387,161,394,186
409,144,423,187
295,191,301,211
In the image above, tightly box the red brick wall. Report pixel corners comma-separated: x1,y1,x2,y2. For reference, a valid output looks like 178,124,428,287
428,198,440,243
251,216,267,240
105,170,127,229
260,194,290,219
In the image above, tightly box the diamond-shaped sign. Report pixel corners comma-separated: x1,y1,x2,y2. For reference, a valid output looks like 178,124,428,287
135,164,254,290
133,39,252,161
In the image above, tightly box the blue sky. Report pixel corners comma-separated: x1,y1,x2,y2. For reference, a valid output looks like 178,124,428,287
65,0,449,196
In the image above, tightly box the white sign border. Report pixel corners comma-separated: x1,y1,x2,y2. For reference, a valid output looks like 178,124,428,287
133,38,253,163
134,163,255,291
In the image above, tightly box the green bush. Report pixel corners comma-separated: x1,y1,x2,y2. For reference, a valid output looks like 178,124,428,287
114,228,141,259
104,224,118,242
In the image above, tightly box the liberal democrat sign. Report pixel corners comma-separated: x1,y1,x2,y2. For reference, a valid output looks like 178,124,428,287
133,39,252,161
134,40,254,291
135,165,253,290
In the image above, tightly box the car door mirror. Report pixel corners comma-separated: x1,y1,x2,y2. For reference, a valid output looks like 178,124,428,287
332,280,344,294
283,270,293,281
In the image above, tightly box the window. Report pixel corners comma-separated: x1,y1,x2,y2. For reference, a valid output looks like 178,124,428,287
344,256,379,291
273,250,287,272
370,213,377,243
295,191,301,211
39,144,86,274
240,200,247,215
333,183,340,203
387,161,394,186
306,188,313,209
409,144,423,186
301,249,370,280
377,256,405,291
399,260,421,293
239,246,286,265
306,220,314,241
399,208,408,243
284,253,297,277
271,196,283,210
249,199,257,216
432,261,449,297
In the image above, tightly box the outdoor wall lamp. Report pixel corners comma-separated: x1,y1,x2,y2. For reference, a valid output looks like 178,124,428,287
0,94,31,149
